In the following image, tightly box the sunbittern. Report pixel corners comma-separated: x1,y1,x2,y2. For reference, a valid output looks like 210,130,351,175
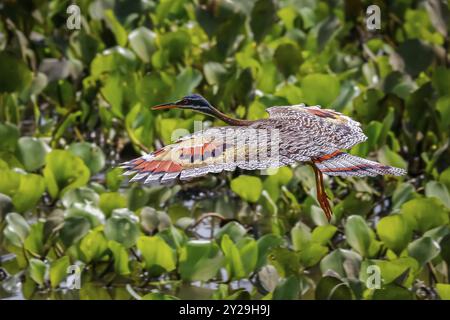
120,94,406,221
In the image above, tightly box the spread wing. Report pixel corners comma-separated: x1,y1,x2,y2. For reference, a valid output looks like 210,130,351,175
119,127,291,185
265,104,367,150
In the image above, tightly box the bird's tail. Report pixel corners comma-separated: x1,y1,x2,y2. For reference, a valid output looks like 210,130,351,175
313,151,406,177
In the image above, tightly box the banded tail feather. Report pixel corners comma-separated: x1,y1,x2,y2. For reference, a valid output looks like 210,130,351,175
313,151,407,177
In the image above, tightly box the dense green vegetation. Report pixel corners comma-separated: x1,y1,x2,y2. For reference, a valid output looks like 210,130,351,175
0,0,450,300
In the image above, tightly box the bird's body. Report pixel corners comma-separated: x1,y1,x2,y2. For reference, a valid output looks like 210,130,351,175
120,95,406,220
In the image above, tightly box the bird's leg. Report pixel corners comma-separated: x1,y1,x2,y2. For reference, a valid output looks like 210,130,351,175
310,163,332,222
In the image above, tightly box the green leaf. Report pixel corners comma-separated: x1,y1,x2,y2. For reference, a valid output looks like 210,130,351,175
377,145,407,170
79,230,108,263
311,225,337,245
376,214,412,254
0,123,19,152
24,222,44,256
29,258,47,286
13,172,46,213
256,234,284,269
99,192,127,217
50,256,70,288
215,221,247,243
425,181,450,209
62,187,99,208
60,216,91,247
137,236,176,275
272,275,300,300
230,175,263,203
320,249,361,279
179,240,224,281
250,0,277,42
436,283,450,300
128,27,157,63
68,142,105,174
274,43,302,78
345,215,374,257
17,137,48,171
291,222,311,251
43,150,90,199
104,208,140,248
301,73,340,106
108,240,130,275
401,198,449,233
398,39,434,77
3,212,30,247
372,284,414,300
0,52,32,93
315,276,352,300
407,236,440,267
104,10,127,47
221,234,246,279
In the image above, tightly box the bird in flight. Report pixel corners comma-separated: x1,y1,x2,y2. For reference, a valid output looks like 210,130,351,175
120,94,406,221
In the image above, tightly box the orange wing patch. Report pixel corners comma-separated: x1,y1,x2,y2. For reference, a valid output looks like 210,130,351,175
305,108,340,119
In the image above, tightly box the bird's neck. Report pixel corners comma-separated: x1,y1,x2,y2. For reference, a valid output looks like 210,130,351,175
208,106,255,126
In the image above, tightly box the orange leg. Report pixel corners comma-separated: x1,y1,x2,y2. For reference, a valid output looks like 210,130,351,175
310,163,332,222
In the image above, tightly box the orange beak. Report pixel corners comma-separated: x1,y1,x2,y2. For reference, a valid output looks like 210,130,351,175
151,102,179,110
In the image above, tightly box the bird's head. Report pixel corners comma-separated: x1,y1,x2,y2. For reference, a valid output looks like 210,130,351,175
151,94,214,116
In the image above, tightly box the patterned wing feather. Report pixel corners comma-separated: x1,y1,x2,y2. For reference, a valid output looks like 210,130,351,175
119,127,288,185
265,104,367,150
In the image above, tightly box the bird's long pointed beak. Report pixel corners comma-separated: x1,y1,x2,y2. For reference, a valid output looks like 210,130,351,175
151,102,178,110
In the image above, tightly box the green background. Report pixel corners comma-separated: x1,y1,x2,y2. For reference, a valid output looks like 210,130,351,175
0,0,450,300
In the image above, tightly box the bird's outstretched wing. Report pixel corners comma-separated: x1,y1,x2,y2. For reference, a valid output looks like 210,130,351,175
119,127,290,184
265,104,367,150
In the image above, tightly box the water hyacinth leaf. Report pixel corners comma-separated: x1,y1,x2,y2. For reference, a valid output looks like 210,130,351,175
4,212,30,247
12,173,46,213
0,193,13,218
320,249,361,279
106,167,124,192
268,247,301,277
68,142,106,174
62,187,100,208
0,52,32,93
298,243,328,268
50,256,70,288
128,27,157,63
274,43,302,78
65,203,104,227
315,276,352,300
137,236,176,275
230,175,263,203
376,214,412,254
29,258,47,286
104,10,127,47
371,284,414,300
24,222,44,256
79,229,108,263
215,221,247,243
108,240,131,275
360,258,419,286
0,123,19,152
425,181,450,209
311,225,337,245
345,215,374,257
60,216,91,247
221,234,245,279
179,240,224,281
17,137,49,171
291,222,311,251
237,237,258,276
272,275,300,300
99,192,127,217
104,208,140,248
256,234,284,269
436,284,450,300
43,150,90,199
301,74,340,106
401,198,449,234
407,236,440,267
250,0,277,42
398,39,434,77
